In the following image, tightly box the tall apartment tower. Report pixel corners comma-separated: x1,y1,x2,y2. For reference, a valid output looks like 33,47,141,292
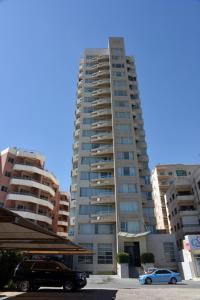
0,147,69,237
70,37,156,274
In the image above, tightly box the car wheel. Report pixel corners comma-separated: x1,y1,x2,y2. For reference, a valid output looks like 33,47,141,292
31,285,39,292
63,281,73,292
145,277,152,285
170,277,177,284
19,280,30,292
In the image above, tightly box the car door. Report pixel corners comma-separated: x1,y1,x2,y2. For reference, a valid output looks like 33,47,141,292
31,261,50,286
154,270,171,283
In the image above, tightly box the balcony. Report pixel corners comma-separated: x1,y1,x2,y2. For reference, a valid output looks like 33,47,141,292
72,168,78,177
10,209,52,225
91,98,111,108
90,177,114,187
137,155,149,162
6,193,54,210
71,184,78,192
59,210,69,216
91,108,112,118
91,120,112,130
91,70,110,78
70,200,77,208
91,146,113,156
91,132,113,143
179,210,198,217
58,220,68,226
16,149,45,165
60,200,69,206
73,142,79,149
91,88,110,97
75,118,80,127
177,195,194,204
13,164,58,185
10,178,55,197
76,108,81,117
91,161,114,171
91,213,115,223
57,232,67,238
74,129,80,138
72,154,78,163
90,79,110,88
90,195,115,205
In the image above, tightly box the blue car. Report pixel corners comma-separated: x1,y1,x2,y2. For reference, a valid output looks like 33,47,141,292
139,269,182,285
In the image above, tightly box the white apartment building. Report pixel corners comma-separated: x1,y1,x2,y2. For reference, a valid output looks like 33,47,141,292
70,37,156,275
151,164,199,231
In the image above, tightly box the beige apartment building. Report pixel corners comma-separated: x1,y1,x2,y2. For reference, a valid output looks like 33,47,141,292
151,164,199,231
0,147,69,237
70,37,156,275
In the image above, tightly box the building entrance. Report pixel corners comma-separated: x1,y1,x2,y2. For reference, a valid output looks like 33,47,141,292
124,242,141,277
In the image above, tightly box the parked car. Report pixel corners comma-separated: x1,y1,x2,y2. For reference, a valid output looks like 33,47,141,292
13,260,87,292
139,268,182,285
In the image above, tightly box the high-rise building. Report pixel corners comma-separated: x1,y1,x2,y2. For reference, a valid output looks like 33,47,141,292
0,147,69,237
152,164,200,232
70,37,156,274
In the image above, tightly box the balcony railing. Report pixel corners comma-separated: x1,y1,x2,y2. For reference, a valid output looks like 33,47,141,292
91,146,113,156
91,108,112,118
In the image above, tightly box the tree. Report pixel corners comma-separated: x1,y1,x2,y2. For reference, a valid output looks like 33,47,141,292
140,252,155,264
116,252,130,264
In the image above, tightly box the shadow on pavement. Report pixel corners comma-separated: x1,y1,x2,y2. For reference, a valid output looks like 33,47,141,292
5,289,118,300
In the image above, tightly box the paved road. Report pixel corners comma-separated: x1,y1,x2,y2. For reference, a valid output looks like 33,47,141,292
0,276,200,300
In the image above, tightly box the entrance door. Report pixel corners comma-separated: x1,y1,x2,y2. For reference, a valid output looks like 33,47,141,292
195,256,200,276
124,242,141,278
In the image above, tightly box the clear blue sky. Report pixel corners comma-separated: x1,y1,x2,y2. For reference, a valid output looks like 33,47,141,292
0,0,200,190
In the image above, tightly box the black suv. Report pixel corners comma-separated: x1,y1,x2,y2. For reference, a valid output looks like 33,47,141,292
13,260,87,292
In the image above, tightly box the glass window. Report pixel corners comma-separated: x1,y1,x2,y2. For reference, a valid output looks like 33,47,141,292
117,167,136,176
120,221,140,233
83,107,93,113
114,100,129,107
113,80,127,87
176,170,187,176
143,207,154,217
111,48,123,55
115,112,130,119
79,205,90,215
112,63,124,68
117,152,134,160
95,224,114,234
118,184,137,193
114,90,127,96
112,71,126,77
78,243,93,264
81,143,92,150
116,124,131,131
119,201,138,213
83,118,93,124
82,130,96,137
98,243,113,264
117,137,133,144
163,242,176,262
78,224,94,234
80,187,114,197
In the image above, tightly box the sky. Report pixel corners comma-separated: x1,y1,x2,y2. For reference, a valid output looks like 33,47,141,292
0,0,200,190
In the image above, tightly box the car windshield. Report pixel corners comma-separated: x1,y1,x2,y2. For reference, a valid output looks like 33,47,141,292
55,261,72,271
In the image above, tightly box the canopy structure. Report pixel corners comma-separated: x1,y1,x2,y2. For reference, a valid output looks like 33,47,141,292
0,207,92,255
118,231,151,238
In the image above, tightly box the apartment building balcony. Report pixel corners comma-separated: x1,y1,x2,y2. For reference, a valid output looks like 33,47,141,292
59,210,69,216
176,195,195,204
76,108,81,117
73,142,79,150
60,200,69,206
91,120,112,130
57,232,67,238
6,193,54,210
91,70,110,78
91,108,112,118
72,168,78,177
91,88,110,98
90,177,114,187
179,210,199,217
10,208,52,225
137,154,149,162
91,161,114,171
90,195,115,205
91,98,111,108
72,154,78,163
71,184,78,192
91,213,115,224
90,79,110,88
13,163,58,185
91,146,113,156
10,178,55,197
58,220,68,226
98,55,109,62
74,129,80,137
75,118,80,127
91,132,113,143
16,149,45,165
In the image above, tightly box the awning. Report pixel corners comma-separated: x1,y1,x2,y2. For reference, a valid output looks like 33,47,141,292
0,208,93,255
118,231,151,238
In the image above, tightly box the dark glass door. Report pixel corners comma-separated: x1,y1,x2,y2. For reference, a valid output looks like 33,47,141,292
124,242,141,277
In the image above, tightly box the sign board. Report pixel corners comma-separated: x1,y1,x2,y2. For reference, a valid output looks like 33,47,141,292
185,235,200,250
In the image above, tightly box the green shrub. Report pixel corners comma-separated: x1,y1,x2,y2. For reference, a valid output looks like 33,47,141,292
140,252,155,264
116,252,130,264
0,250,23,288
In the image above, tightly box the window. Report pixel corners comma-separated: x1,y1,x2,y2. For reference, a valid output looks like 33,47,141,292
78,243,93,264
83,118,93,124
130,94,138,100
5,171,11,177
95,224,114,234
84,97,95,103
112,71,126,77
80,187,114,197
117,137,133,144
79,205,90,215
83,107,93,113
82,130,96,137
118,184,137,193
1,186,7,192
163,242,176,262
176,170,187,176
140,176,150,184
113,80,127,87
98,243,113,264
117,152,134,160
141,191,152,201
120,221,140,233
143,208,154,217
117,167,136,176
8,157,14,164
114,100,129,107
81,143,92,150
116,124,131,131
78,224,94,234
115,112,130,119
155,270,171,274
111,48,123,55
0,202,4,207
112,63,124,68
114,90,127,96
119,201,138,213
